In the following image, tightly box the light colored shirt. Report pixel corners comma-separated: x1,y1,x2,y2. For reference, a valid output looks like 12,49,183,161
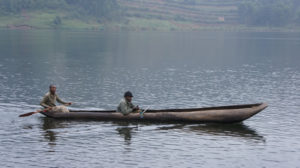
40,92,67,108
117,98,136,115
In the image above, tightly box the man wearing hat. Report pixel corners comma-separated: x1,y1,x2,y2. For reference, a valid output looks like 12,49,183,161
117,91,139,115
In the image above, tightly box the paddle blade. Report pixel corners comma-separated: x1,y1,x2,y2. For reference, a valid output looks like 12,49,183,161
19,112,36,117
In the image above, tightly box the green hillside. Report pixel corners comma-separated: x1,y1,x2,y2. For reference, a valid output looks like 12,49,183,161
0,0,120,30
117,0,240,30
119,0,239,24
118,0,300,31
0,0,299,31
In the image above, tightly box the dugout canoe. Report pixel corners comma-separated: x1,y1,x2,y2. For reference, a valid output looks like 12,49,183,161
40,103,268,123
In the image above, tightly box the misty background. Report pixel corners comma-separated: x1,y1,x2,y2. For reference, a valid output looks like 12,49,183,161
1,0,300,31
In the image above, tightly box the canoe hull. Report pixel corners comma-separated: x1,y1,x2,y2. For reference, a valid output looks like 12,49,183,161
41,103,268,123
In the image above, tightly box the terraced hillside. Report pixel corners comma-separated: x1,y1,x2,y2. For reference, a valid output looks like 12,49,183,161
118,0,241,29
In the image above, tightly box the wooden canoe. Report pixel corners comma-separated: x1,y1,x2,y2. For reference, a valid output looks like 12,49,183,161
40,103,268,123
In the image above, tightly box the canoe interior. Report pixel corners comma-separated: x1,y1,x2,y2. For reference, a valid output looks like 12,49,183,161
69,103,264,113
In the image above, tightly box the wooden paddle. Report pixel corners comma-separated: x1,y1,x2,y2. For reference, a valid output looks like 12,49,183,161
19,108,50,117
19,103,71,117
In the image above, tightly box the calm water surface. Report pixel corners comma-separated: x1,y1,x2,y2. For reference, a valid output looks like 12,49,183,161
0,30,300,167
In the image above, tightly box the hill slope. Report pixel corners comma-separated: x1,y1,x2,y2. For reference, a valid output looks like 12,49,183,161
119,0,239,24
0,0,299,31
118,0,242,30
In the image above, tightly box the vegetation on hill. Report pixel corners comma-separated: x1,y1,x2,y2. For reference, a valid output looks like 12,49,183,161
0,0,120,29
0,0,299,31
238,0,300,26
118,0,300,31
0,0,119,19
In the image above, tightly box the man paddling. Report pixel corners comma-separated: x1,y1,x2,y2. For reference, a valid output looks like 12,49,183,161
117,91,139,115
40,85,72,113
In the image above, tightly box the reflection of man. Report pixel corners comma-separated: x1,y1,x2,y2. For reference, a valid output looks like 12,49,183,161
40,85,72,113
117,91,139,115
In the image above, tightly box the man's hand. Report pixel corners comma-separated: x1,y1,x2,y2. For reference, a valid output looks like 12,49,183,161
133,105,140,111
46,107,52,111
66,102,72,106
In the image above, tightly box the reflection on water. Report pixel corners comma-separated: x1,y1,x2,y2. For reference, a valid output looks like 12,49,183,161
116,127,133,145
39,117,264,146
189,123,265,142
39,117,67,145
114,121,137,145
157,123,265,142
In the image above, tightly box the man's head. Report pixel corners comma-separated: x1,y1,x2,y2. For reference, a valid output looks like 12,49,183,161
49,84,56,94
124,91,133,102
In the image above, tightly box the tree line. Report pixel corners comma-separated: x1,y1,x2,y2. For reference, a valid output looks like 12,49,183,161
238,0,300,26
0,0,119,20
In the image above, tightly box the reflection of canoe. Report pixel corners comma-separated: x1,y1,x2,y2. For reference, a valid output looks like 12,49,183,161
188,123,265,141
41,103,267,123
157,123,265,141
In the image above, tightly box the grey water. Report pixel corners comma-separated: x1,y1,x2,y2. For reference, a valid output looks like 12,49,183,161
0,30,300,168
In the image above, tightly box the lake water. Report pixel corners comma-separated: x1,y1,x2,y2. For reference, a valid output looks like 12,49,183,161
0,30,300,168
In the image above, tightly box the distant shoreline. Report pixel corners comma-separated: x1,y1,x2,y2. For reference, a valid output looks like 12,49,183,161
1,25,300,33
1,13,299,33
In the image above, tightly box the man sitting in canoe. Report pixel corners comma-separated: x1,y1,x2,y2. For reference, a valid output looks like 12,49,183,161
117,91,139,115
40,84,72,113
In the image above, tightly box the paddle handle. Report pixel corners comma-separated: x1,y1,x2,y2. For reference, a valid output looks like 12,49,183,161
139,106,151,118
19,108,49,117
